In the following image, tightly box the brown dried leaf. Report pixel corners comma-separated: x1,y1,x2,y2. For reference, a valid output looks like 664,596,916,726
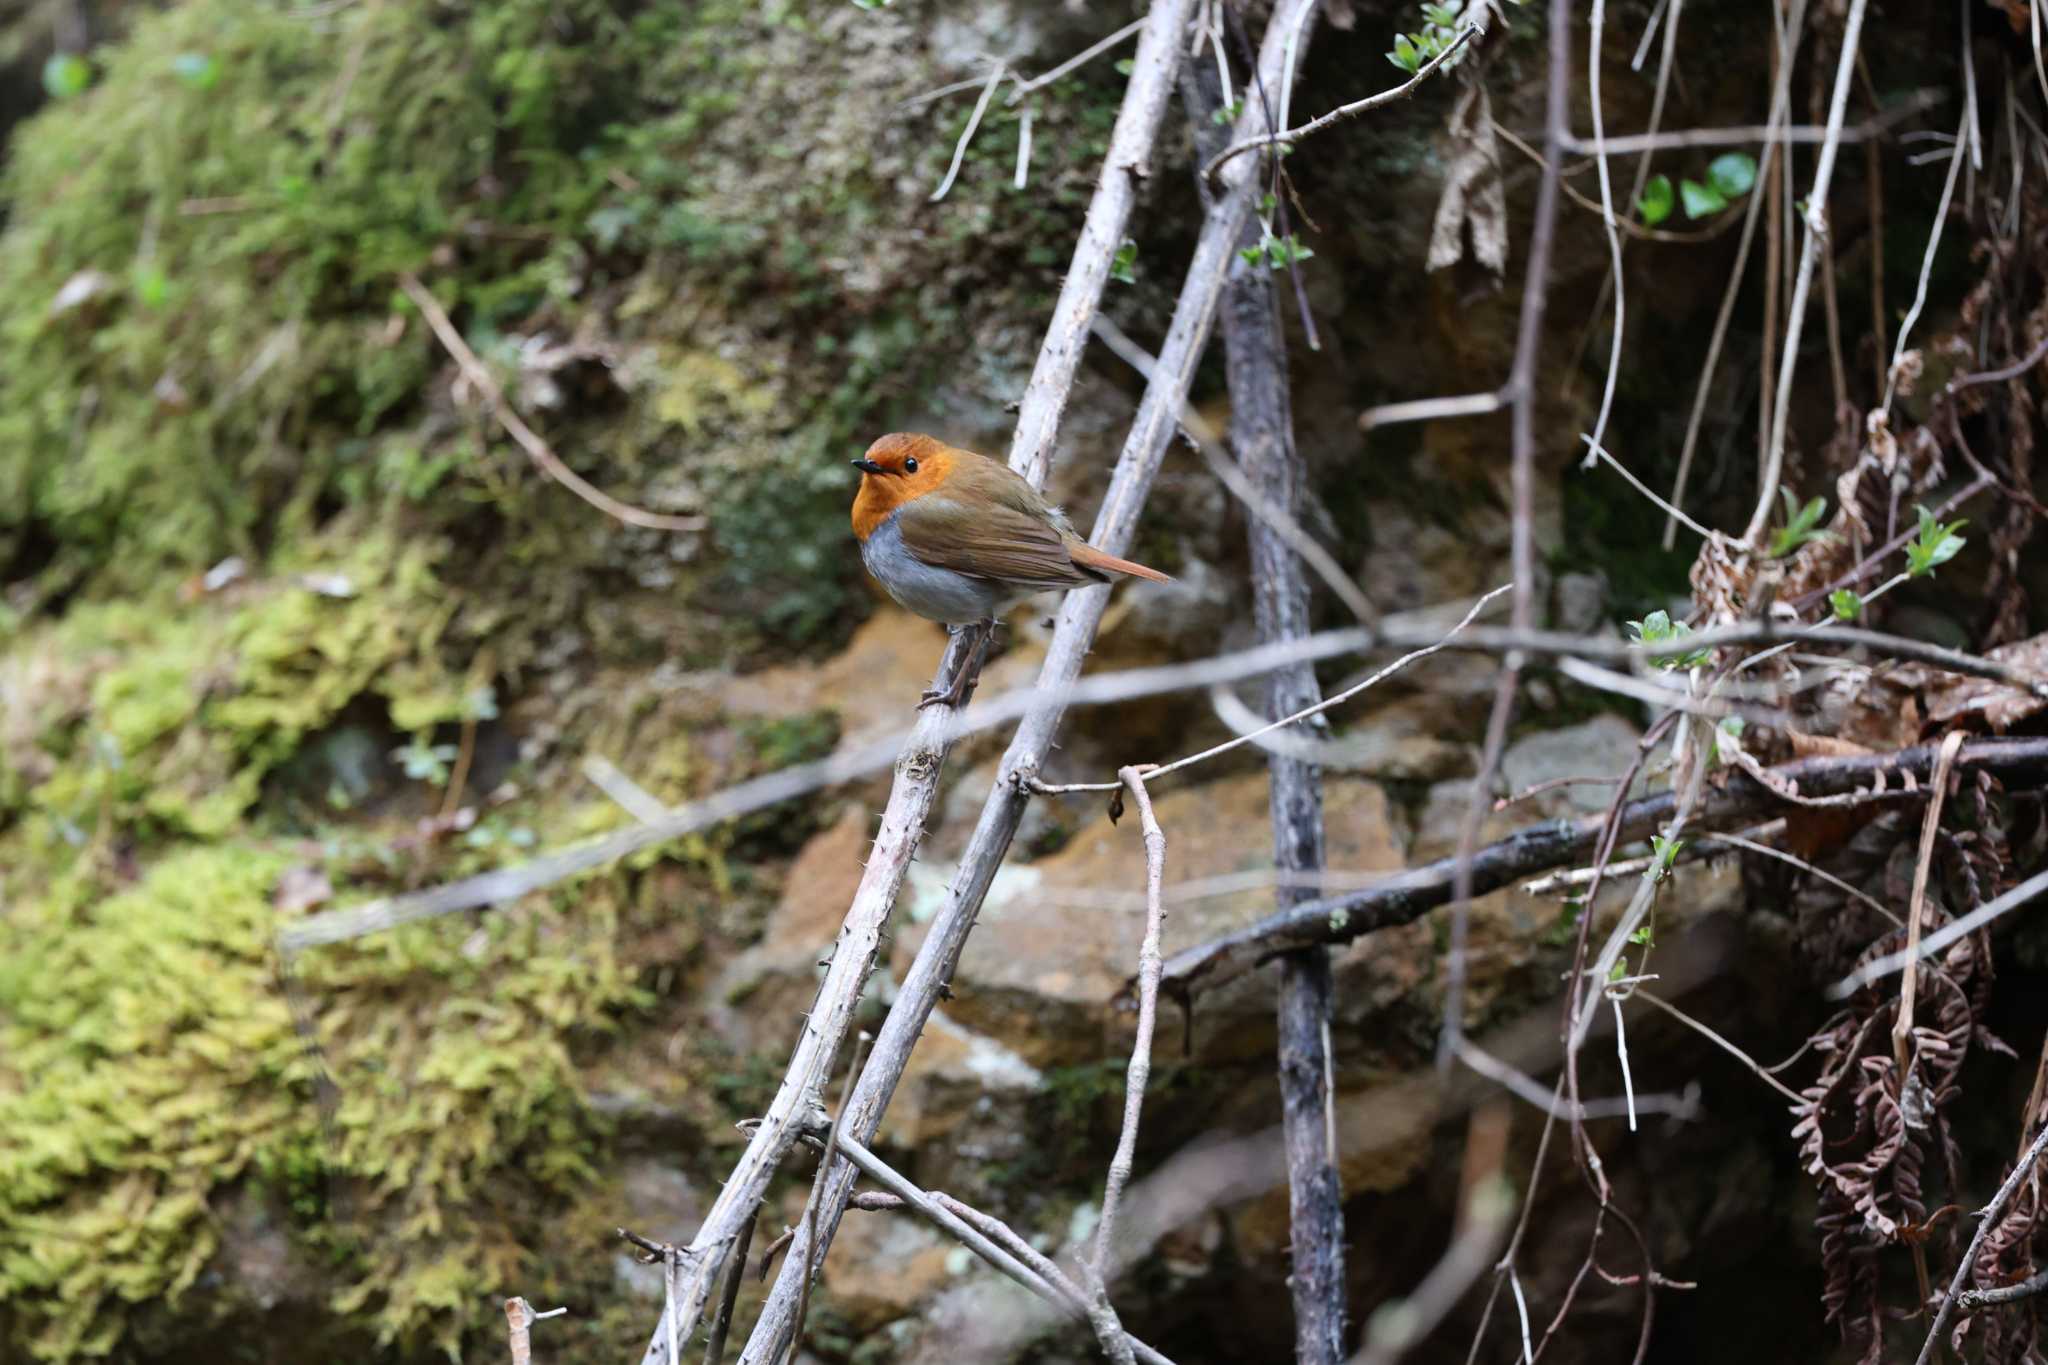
1787,729,1876,760
1426,84,1506,277
1923,633,2048,732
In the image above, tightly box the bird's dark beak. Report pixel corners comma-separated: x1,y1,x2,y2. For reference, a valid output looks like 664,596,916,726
852,458,885,475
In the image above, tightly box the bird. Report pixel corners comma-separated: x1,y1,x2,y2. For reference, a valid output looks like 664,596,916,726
850,432,1170,706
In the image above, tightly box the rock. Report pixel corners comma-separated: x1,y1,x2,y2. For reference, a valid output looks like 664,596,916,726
611,1161,706,1300
903,772,1404,1068
710,805,873,1054
1498,712,1646,813
726,611,1043,746
1553,569,1610,633
874,1008,1045,1176
823,1210,960,1330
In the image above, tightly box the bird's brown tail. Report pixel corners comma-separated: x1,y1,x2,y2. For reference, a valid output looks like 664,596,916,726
1069,541,1172,583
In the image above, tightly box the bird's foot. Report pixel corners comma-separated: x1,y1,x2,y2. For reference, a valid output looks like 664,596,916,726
918,620,995,710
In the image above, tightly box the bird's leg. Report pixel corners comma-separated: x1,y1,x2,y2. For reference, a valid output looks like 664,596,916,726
918,619,995,710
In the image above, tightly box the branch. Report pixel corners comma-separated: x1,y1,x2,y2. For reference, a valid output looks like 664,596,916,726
396,272,703,533
1915,1124,2048,1365
1556,86,1943,154
633,1,1203,1355
278,610,2041,951
1202,24,1473,179
1742,0,1873,545
813,1124,1180,1365
1199,63,1346,1354
1149,738,2048,999
737,1,1325,1354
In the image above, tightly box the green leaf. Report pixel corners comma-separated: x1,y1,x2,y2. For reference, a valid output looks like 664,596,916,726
1706,151,1758,198
1636,174,1674,226
171,52,220,90
1387,33,1423,72
1905,505,1968,577
1109,238,1138,285
1211,98,1245,126
1627,610,1711,669
42,53,90,99
1829,589,1863,621
1768,489,1833,557
1114,57,1135,75
132,264,171,310
1680,178,1727,219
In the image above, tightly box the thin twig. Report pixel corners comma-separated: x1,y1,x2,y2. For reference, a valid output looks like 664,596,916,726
1914,1124,2048,1365
700,1213,754,1365
1443,0,1569,1067
397,273,704,532
285,613,2044,953
1957,1266,2048,1311
1154,737,2048,999
1829,863,2048,998
728,2,1251,1354
1660,0,1810,548
1879,111,1969,415
1743,0,1871,545
1557,87,1943,154
1008,18,1147,103
1892,731,1964,1079
929,61,1006,201
1632,991,1808,1105
1357,388,1506,432
1202,24,1473,178
1094,767,1169,1281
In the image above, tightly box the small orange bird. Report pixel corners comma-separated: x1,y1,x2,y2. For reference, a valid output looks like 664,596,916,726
851,433,1170,702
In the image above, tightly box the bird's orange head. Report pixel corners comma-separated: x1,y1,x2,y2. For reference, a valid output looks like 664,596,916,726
851,433,958,540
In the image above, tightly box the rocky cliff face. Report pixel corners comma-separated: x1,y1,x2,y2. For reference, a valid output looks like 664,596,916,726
0,0,2022,1361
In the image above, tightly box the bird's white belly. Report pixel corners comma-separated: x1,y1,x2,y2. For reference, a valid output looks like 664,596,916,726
860,514,1008,624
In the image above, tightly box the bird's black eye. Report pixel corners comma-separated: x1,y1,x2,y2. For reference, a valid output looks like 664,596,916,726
904,457,919,473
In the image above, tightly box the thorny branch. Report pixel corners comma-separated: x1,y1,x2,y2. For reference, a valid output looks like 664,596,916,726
634,2,1205,1355
736,3,1327,1356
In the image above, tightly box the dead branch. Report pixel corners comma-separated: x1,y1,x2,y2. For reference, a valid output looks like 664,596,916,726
395,272,703,533
809,1121,1179,1365
629,4,1203,1357
1149,737,2048,1000
1084,764,1169,1365
738,1,1326,1353
1916,1124,2048,1365
1199,63,1345,1355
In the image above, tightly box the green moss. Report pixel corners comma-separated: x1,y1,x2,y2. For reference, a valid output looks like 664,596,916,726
0,836,649,1360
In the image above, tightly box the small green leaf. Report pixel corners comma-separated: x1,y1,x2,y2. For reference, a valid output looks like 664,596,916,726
1628,923,1655,945
1609,957,1631,983
1211,98,1246,126
1768,489,1833,557
1706,151,1758,198
171,52,220,90
1387,33,1423,72
1114,57,1135,75
1905,505,1968,577
1680,178,1728,219
1829,589,1863,621
42,53,90,99
1636,174,1674,226
132,264,170,310
1109,237,1138,285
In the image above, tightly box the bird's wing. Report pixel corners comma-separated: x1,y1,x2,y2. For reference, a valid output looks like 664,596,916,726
895,494,1096,591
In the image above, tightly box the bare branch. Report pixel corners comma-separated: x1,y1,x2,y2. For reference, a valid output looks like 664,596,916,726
1914,1124,2048,1365
397,272,703,532
1152,738,2048,999
1202,24,1474,179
